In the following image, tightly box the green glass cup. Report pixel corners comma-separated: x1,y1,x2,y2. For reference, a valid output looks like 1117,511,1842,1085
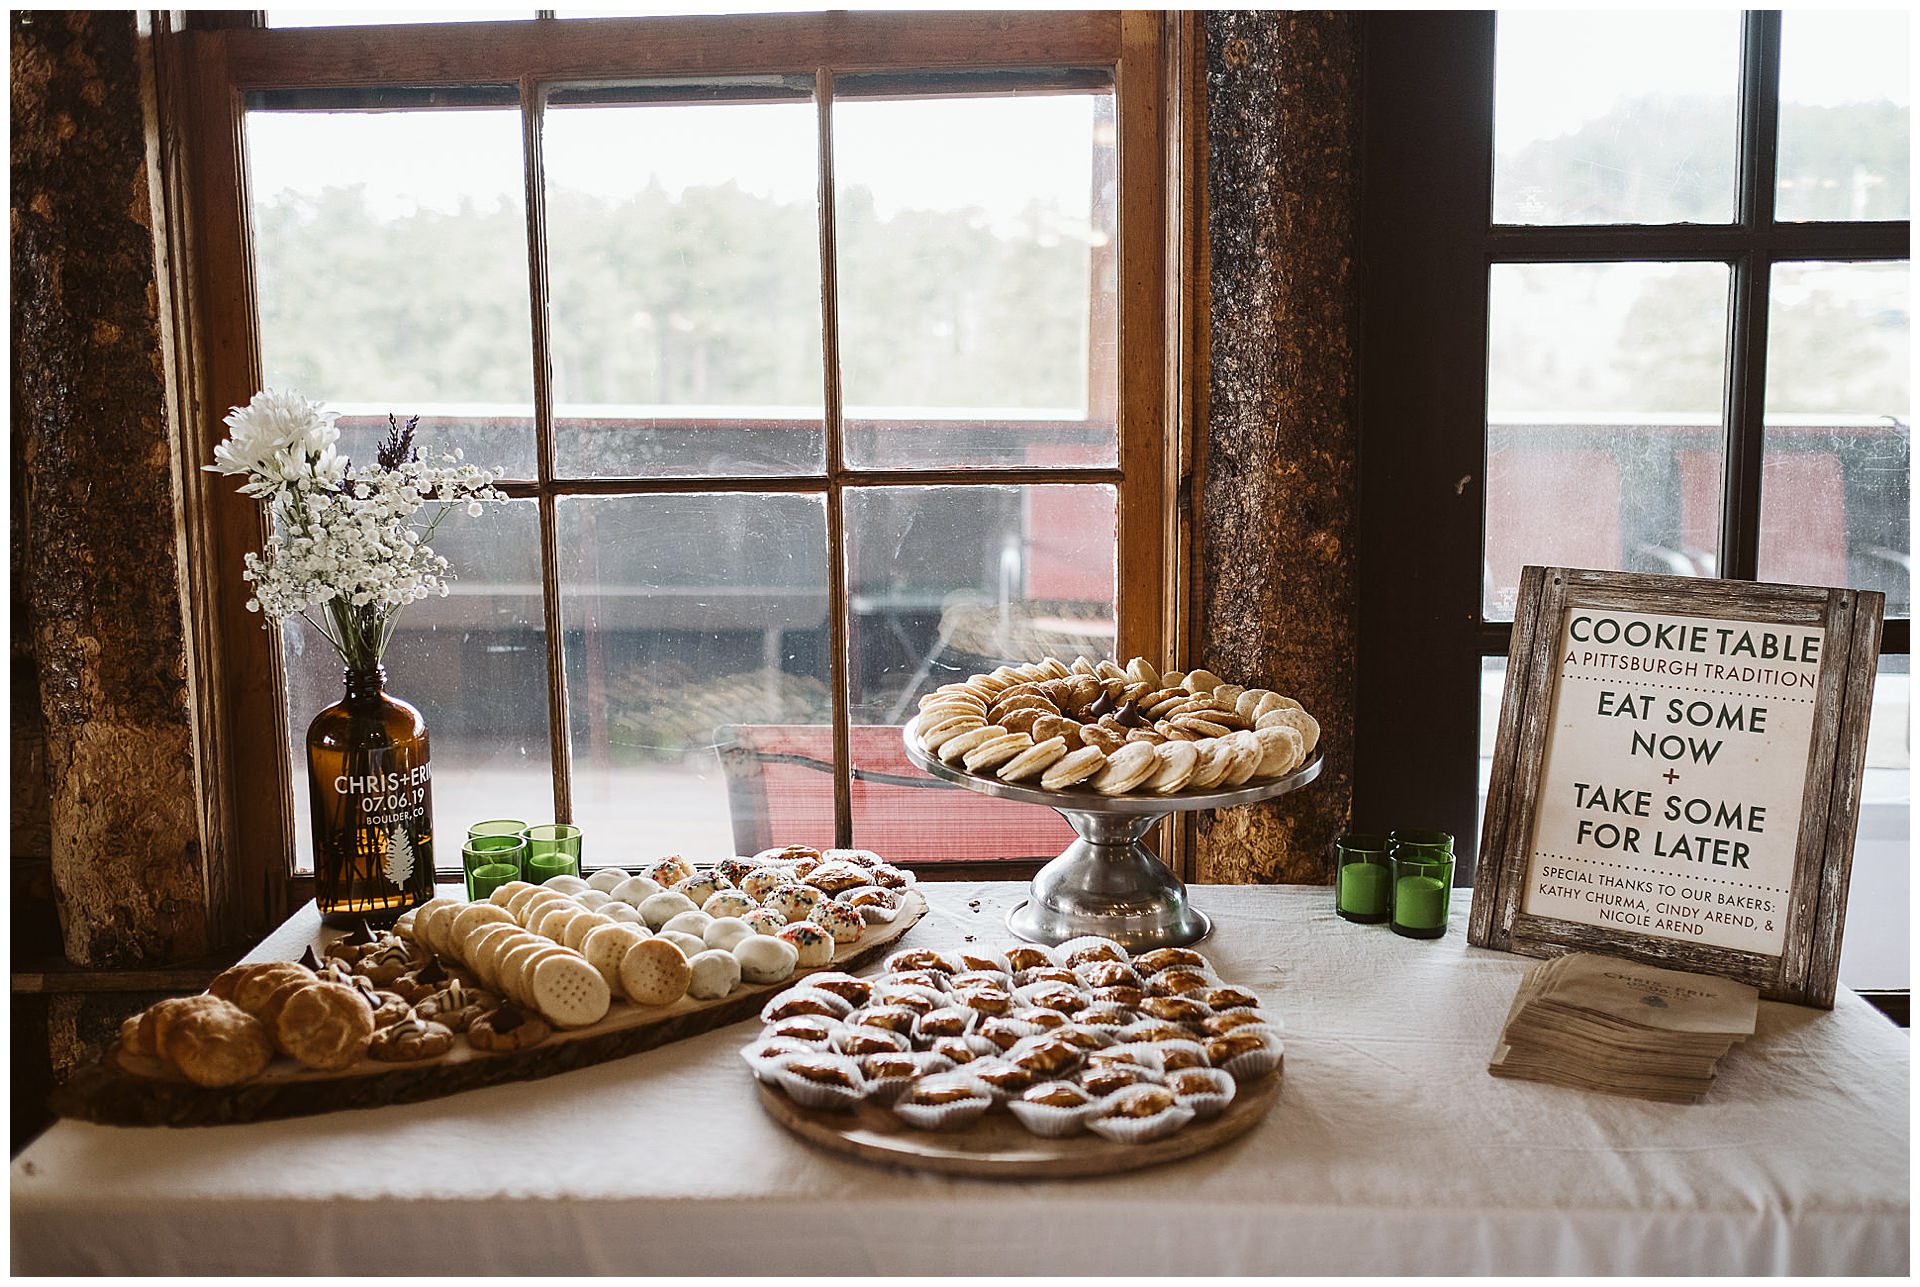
1387,829,1454,862
463,836,527,902
1390,848,1455,940
468,818,529,841
523,823,584,883
1332,833,1392,924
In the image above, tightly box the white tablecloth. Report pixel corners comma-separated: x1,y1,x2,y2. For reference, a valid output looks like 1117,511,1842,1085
11,884,1909,1275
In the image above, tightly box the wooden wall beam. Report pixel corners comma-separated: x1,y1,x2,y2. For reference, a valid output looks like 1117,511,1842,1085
11,10,210,966
1192,11,1361,884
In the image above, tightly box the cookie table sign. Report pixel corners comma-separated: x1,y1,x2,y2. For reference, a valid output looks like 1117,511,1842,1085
1471,567,1883,1008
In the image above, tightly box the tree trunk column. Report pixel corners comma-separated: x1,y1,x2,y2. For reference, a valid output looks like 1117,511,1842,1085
1193,11,1361,884
12,11,208,965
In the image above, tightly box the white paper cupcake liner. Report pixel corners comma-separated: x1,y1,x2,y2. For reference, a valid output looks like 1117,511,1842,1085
774,1059,869,1113
1001,945,1062,973
1165,1067,1237,1118
911,1005,982,1044
739,1041,816,1085
1085,1099,1197,1144
758,986,854,1025
830,1024,912,1058
1055,935,1131,969
1210,1027,1285,1082
891,1074,993,1130
1072,961,1146,991
1089,1041,1170,1075
1147,1038,1212,1073
1008,1089,1096,1139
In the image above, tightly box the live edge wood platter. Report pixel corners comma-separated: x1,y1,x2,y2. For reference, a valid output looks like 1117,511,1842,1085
53,892,927,1128
756,1070,1282,1180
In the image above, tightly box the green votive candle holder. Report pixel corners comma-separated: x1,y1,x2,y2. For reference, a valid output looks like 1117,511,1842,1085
523,823,583,882
1333,834,1392,924
1390,846,1455,940
463,836,527,902
468,818,529,841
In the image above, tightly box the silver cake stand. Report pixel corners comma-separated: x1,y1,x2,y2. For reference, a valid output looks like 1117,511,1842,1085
902,730,1323,951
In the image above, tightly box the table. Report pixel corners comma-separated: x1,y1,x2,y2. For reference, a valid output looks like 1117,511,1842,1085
11,884,1909,1275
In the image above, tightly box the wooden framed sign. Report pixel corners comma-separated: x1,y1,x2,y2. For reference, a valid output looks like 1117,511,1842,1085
1470,567,1884,1008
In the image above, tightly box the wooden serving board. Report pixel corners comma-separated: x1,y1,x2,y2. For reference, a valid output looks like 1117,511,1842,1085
756,1066,1282,1180
52,891,927,1128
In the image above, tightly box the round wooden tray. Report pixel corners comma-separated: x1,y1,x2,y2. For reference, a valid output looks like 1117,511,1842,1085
756,1066,1282,1179
54,892,928,1127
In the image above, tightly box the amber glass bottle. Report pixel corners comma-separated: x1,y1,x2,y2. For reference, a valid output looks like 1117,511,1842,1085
307,666,435,926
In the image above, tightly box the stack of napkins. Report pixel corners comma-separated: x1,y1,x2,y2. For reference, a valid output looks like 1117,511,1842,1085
1489,952,1760,1103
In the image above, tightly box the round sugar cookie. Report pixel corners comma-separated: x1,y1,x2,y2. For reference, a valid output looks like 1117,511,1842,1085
776,920,834,968
998,736,1068,784
508,886,566,922
963,731,1032,774
585,867,631,893
609,876,664,908
463,923,525,983
734,934,800,984
451,902,515,945
1041,745,1107,791
1188,738,1235,790
619,937,692,1006
530,952,611,1028
659,929,707,959
531,903,587,943
703,916,756,952
1252,723,1305,778
539,874,591,895
499,939,568,1005
742,907,787,935
1255,705,1319,756
601,902,648,928
401,897,456,944
639,891,699,930
938,725,1004,765
486,882,534,910
581,923,649,993
662,909,714,939
420,902,465,958
561,910,617,952
703,890,757,920
1091,742,1157,795
1218,731,1263,788
686,949,743,1001
573,889,613,911
1148,741,1200,794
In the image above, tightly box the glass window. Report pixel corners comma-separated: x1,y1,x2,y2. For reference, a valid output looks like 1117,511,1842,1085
247,101,539,479
1483,261,1730,618
543,83,826,478
1776,10,1911,223
1758,261,1911,614
1493,10,1741,226
834,82,1119,469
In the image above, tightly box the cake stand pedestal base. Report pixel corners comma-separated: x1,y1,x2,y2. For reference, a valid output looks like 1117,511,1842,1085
1005,808,1212,949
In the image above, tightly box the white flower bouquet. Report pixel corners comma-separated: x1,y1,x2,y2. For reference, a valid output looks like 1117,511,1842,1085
208,388,507,670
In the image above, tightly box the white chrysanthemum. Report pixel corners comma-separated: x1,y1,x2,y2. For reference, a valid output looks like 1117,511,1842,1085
208,388,339,485
209,389,508,668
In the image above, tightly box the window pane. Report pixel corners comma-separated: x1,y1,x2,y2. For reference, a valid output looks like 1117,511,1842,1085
248,104,538,479
543,85,826,478
1492,11,1740,225
268,11,530,25
286,500,554,873
1840,656,1910,990
834,83,1118,469
1484,262,1730,619
1776,11,1911,222
1757,261,1911,615
558,493,832,858
846,483,1115,860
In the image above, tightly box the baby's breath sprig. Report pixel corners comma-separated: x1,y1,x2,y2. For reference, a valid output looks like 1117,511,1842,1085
208,389,508,671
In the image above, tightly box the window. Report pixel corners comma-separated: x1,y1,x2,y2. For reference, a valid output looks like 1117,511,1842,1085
1360,11,1909,989
186,13,1176,887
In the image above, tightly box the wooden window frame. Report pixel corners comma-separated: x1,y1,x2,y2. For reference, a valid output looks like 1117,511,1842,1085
160,11,1191,931
1357,11,1911,875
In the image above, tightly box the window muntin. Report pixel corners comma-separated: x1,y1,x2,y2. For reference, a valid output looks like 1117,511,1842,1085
222,17,1153,876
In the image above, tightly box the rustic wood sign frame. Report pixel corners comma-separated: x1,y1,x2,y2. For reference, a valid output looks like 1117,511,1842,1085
1470,566,1884,1008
